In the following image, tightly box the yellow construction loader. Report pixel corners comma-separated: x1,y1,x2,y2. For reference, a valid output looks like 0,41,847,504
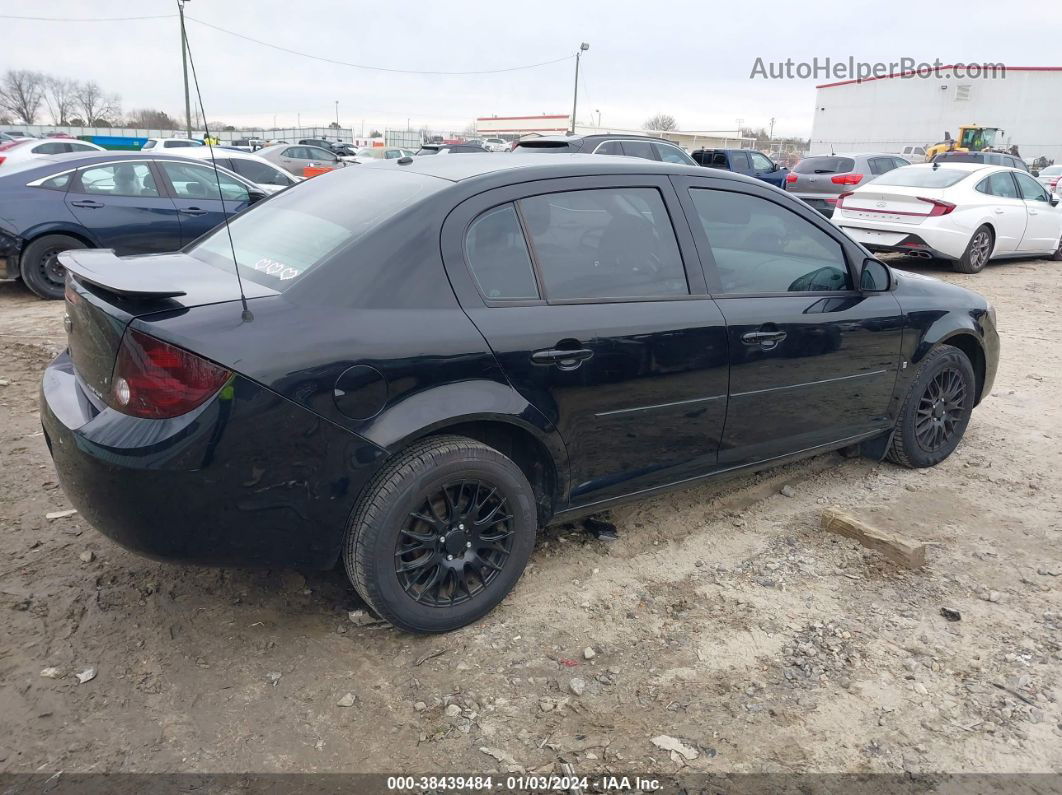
925,125,1006,160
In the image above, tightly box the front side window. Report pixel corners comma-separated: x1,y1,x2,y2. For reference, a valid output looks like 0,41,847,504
77,163,159,197
159,161,249,202
749,152,774,171
1015,172,1050,202
518,187,688,301
655,143,694,165
690,188,850,294
465,204,539,300
307,147,338,162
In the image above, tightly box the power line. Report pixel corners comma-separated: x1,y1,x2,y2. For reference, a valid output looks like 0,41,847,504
0,12,576,76
184,17,574,75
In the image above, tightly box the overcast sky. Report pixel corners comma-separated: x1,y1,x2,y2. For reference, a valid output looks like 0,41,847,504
3,0,1057,136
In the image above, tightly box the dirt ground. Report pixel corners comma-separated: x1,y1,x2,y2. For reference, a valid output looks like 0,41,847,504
1,255,1060,778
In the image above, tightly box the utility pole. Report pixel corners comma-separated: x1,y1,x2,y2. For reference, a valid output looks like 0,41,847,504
570,42,589,134
335,100,339,129
768,116,776,142
178,0,192,138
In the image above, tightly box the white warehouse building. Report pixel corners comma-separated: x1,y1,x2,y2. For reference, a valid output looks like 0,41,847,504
809,66,1062,164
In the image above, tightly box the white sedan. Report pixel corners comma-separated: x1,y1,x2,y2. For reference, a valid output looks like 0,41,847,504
0,137,104,169
165,146,301,193
832,163,1062,273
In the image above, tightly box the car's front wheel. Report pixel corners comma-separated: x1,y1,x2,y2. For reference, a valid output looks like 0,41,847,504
20,234,87,300
954,225,993,274
887,346,976,468
343,435,537,633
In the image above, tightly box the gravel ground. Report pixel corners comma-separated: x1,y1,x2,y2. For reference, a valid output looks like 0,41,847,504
0,255,1060,776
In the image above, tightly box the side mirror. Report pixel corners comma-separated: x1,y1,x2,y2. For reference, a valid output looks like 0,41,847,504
860,258,891,292
247,189,267,204
1051,195,1060,207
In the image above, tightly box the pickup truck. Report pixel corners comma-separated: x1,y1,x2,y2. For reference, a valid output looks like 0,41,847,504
691,148,789,188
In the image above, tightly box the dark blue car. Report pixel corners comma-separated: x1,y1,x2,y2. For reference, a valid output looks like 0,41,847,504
0,152,266,299
691,148,789,188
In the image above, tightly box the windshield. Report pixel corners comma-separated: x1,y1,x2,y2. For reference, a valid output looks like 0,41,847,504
869,167,969,188
189,168,445,291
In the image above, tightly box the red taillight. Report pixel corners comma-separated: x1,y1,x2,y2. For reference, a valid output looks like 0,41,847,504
0,156,6,166
785,173,798,183
1050,177,1060,188
109,329,231,419
0,141,19,152
831,173,863,185
835,190,855,208
916,196,956,217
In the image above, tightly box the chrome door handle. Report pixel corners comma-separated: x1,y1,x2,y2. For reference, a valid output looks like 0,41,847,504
531,347,594,371
741,331,788,346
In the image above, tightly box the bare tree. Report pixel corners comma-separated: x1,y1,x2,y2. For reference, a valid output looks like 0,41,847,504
0,69,47,124
644,113,678,132
125,108,178,129
75,81,121,126
44,76,78,125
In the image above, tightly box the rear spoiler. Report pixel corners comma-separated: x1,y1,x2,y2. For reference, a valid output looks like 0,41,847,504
59,249,186,298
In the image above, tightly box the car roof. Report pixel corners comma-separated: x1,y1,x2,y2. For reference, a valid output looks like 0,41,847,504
0,150,258,182
366,152,734,183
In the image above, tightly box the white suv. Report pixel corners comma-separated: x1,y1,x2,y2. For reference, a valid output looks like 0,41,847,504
141,137,204,151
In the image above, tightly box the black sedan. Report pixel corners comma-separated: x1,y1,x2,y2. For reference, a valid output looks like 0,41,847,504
41,154,999,633
0,152,267,299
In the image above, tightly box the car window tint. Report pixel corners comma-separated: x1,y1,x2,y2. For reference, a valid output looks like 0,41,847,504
868,157,895,175
749,152,773,171
595,140,623,156
33,141,67,155
654,143,692,164
38,172,72,191
231,159,292,186
69,143,97,152
465,204,539,300
620,140,655,160
979,172,1019,198
141,140,156,149
690,189,850,294
77,163,160,197
160,161,249,202
518,188,688,301
164,140,196,148
308,147,337,162
730,152,752,171
1014,172,1050,202
282,147,304,159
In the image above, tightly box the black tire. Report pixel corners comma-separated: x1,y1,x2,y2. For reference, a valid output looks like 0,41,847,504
887,346,976,468
343,435,537,634
20,234,87,299
1050,236,1062,261
953,225,993,274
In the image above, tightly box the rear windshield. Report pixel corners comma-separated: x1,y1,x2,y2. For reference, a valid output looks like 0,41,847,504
514,141,572,153
189,168,445,291
934,152,982,163
868,167,969,188
794,156,855,174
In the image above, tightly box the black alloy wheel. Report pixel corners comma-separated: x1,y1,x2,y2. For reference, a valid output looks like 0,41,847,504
396,480,514,607
344,435,537,633
888,346,975,468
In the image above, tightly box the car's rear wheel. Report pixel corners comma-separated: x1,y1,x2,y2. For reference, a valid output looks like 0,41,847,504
1049,236,1062,261
887,346,975,468
20,234,87,300
343,435,537,633
953,225,993,274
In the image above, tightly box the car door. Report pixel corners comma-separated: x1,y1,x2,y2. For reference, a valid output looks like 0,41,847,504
749,151,782,186
728,151,752,176
973,171,1027,253
1013,171,1061,253
674,174,905,466
65,161,182,254
441,175,730,507
155,160,253,245
278,146,310,173
306,146,342,169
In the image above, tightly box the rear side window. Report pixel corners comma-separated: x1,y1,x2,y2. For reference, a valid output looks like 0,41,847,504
518,188,688,301
77,163,160,197
37,172,73,191
976,172,1018,198
654,143,693,165
465,205,539,300
690,189,850,294
621,140,655,160
868,157,899,175
595,141,624,156
33,141,68,155
794,156,856,174
163,140,196,148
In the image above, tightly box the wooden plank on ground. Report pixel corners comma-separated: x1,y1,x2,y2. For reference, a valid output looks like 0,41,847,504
821,506,927,569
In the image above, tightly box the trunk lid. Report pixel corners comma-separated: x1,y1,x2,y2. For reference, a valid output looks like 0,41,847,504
836,186,950,226
60,248,276,404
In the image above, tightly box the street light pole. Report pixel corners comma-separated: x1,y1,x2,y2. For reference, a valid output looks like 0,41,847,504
570,42,589,134
335,100,340,130
178,0,192,138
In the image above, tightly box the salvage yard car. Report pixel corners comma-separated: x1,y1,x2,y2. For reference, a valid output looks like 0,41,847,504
41,154,999,634
832,163,1062,272
0,137,105,169
691,148,790,188
785,153,909,217
0,152,266,298
514,133,696,165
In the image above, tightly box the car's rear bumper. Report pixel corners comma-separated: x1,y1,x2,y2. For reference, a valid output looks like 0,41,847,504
790,193,838,217
40,351,386,569
836,221,967,260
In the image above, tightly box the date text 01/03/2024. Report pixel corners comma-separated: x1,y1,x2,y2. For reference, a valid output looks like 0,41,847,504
385,775,661,791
